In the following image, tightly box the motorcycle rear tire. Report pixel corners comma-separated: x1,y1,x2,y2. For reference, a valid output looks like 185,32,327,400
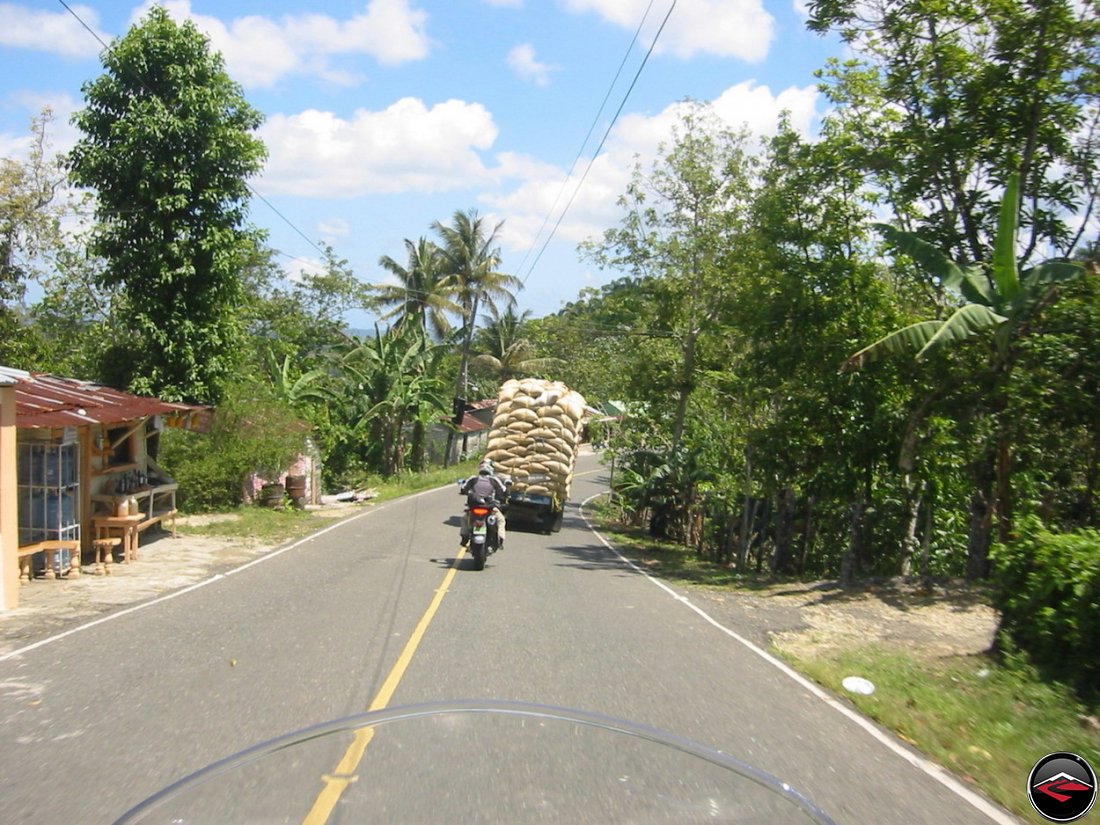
471,542,487,570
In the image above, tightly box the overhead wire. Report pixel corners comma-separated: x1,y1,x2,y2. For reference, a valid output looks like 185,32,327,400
520,0,679,286
511,0,660,279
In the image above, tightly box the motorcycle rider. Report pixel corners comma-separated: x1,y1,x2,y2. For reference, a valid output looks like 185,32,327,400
460,459,508,549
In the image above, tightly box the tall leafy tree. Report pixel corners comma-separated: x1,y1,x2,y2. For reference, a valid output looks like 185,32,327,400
0,110,66,366
333,324,448,475
67,5,267,404
583,102,754,450
807,0,1099,263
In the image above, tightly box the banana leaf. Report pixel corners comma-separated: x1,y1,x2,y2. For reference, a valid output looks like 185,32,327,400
915,304,1008,359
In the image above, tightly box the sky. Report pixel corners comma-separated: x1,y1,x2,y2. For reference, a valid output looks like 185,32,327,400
0,0,843,327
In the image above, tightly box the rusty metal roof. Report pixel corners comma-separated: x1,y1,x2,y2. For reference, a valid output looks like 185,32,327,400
1,366,208,430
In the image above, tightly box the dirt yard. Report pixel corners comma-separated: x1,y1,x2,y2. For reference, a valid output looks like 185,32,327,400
689,578,1000,662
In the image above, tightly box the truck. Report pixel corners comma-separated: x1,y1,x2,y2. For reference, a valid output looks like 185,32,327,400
483,378,588,534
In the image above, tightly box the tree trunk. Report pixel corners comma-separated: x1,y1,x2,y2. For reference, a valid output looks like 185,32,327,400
966,456,995,580
798,495,816,574
738,448,753,570
900,475,924,577
920,487,934,587
841,496,864,588
671,329,697,451
771,487,795,574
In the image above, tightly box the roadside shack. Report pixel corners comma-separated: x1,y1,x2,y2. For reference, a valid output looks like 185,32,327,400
0,367,208,610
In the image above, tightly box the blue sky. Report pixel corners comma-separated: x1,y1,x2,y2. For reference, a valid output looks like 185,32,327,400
1,1,842,326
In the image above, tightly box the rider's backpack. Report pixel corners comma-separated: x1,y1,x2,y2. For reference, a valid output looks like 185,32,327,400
466,475,499,507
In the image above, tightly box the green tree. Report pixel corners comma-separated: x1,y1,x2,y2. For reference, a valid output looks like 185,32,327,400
431,209,522,402
67,5,267,404
375,237,461,340
332,324,448,476
844,175,1087,577
0,110,66,366
583,103,754,451
807,0,1098,263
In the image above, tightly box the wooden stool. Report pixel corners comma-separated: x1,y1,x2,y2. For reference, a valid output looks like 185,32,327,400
93,537,122,575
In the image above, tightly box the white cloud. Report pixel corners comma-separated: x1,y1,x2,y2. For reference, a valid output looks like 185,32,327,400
564,0,774,62
0,3,107,58
484,81,821,252
318,218,351,240
134,0,431,88
259,97,498,197
507,43,558,86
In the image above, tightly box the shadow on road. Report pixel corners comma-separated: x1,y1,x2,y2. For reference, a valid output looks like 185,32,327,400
542,509,636,574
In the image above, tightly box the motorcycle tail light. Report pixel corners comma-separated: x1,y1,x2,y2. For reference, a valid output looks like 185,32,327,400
470,507,490,517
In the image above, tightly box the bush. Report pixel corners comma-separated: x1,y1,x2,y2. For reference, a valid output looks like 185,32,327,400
992,517,1100,694
159,380,309,512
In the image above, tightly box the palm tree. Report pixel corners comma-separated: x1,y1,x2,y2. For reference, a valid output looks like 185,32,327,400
843,173,1085,577
431,209,523,401
375,237,461,341
472,306,563,382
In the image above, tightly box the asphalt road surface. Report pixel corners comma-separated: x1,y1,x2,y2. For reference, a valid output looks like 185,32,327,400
0,453,1019,823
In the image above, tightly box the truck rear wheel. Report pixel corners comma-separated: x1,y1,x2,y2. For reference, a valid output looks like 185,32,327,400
549,510,563,533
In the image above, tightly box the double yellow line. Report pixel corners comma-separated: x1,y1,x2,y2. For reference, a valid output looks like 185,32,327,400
301,548,467,824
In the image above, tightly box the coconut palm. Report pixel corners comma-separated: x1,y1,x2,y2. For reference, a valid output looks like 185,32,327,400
472,306,563,382
431,209,523,399
375,237,461,341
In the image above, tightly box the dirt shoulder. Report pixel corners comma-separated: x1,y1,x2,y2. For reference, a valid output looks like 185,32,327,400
687,578,999,663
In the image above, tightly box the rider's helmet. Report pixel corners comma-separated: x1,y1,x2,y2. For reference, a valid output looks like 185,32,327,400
478,459,494,475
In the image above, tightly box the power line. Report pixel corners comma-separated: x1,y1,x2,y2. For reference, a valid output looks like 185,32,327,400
512,0,660,279
520,0,679,286
56,0,328,261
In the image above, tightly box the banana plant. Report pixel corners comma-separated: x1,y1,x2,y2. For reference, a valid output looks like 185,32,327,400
842,173,1085,372
843,172,1086,574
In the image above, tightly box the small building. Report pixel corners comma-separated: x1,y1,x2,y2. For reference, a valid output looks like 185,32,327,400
428,398,496,465
0,367,207,610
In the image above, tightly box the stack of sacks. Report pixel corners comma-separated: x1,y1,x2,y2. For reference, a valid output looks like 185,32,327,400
485,378,587,501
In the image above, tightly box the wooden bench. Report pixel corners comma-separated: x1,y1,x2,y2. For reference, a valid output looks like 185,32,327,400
16,540,81,581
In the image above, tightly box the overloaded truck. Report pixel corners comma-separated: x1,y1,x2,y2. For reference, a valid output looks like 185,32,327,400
484,378,588,534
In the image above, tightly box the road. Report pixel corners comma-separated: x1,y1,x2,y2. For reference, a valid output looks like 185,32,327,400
0,453,1017,823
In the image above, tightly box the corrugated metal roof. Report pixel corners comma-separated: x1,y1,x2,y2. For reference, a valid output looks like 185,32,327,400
1,366,208,430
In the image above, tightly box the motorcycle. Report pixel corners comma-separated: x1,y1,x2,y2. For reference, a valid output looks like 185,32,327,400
458,478,510,570
112,700,838,823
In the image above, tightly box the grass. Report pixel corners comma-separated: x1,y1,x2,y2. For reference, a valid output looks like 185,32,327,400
179,458,481,545
585,494,1100,823
788,647,1100,823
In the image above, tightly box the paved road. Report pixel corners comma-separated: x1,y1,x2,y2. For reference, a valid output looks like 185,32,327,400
0,454,1017,823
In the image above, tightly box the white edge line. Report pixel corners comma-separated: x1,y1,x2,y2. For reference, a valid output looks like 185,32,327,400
0,484,451,664
578,492,1020,825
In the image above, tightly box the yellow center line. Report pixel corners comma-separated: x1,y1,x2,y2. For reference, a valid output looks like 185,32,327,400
301,547,467,825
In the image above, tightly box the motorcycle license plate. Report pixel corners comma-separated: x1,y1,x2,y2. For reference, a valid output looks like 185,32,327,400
473,525,487,543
